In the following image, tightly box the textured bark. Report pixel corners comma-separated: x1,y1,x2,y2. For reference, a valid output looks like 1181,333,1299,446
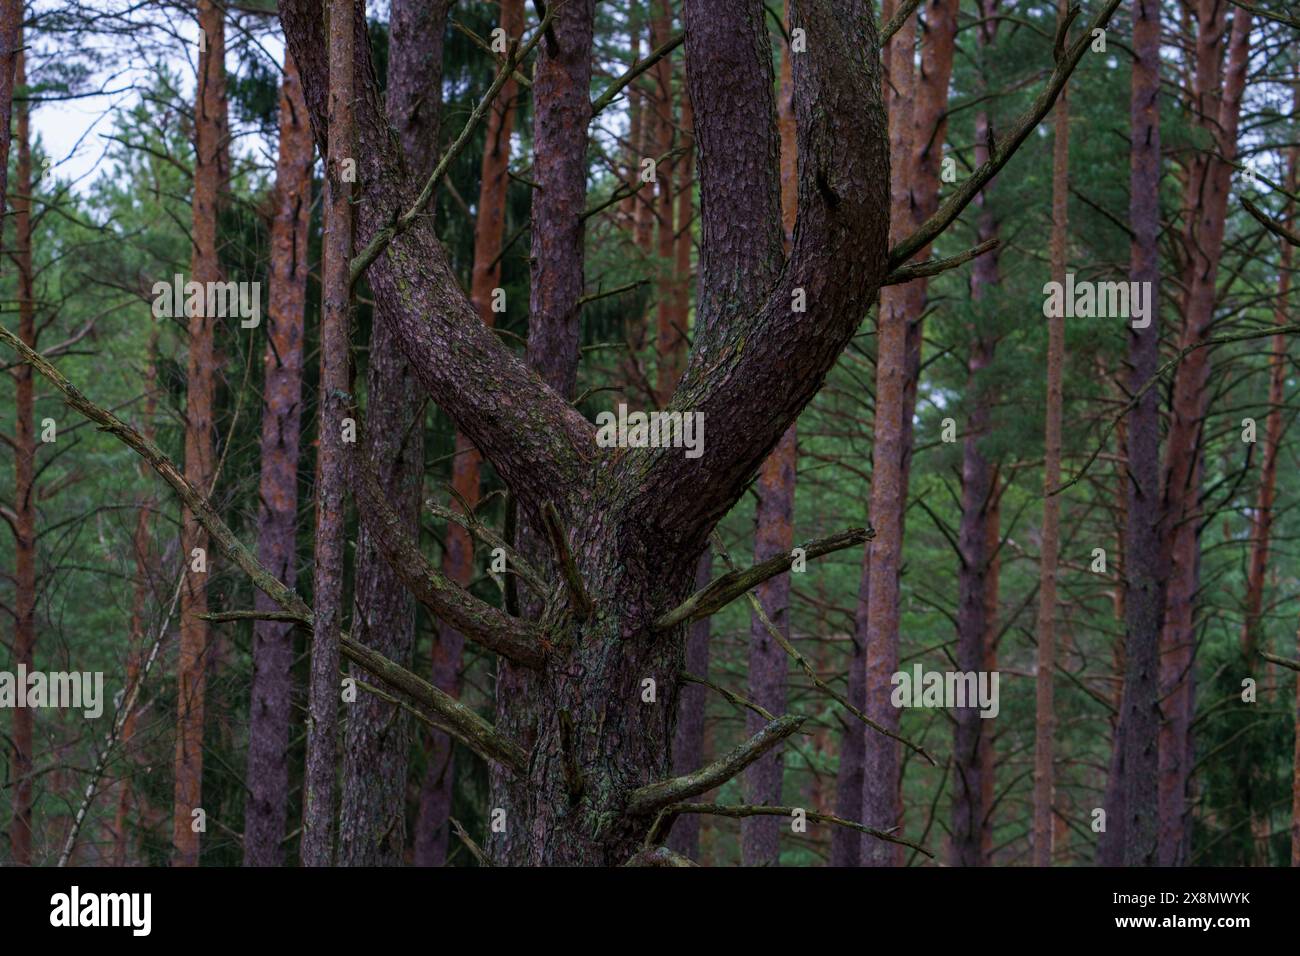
1033,0,1069,867
338,0,448,869
861,7,917,869
277,0,890,864
244,53,312,868
1157,3,1251,867
8,47,34,866
666,551,712,859
301,0,355,867
413,0,516,869
742,5,798,866
525,0,594,401
0,0,21,217
651,0,679,405
1097,0,1164,869
174,0,226,867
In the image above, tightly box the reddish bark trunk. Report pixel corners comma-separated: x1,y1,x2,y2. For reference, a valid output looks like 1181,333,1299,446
174,0,226,867
9,46,35,867
0,0,22,216
1157,3,1251,867
243,52,312,867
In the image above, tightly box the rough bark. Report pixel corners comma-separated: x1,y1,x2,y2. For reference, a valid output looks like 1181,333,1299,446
412,0,515,869
174,0,226,867
1097,0,1164,870
666,551,712,859
243,52,312,868
1157,2,1251,867
301,0,355,867
1033,0,1069,867
276,0,891,863
0,0,22,216
8,46,34,867
651,0,679,405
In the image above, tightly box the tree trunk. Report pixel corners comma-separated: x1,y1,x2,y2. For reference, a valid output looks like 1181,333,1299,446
174,0,226,867
1033,0,1069,867
666,550,712,859
338,0,448,868
742,3,798,865
8,45,34,867
411,0,514,868
243,51,312,867
860,5,917,868
301,0,355,867
0,0,22,216
1157,2,1250,867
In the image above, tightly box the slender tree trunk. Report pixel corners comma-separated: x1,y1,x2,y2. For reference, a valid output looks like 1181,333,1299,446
8,46,34,867
301,0,356,867
174,0,226,866
742,2,798,866
1097,0,1164,868
243,52,312,867
1158,3,1251,867
411,0,514,868
860,6,917,868
0,0,22,216
1033,0,1070,867
980,475,1001,863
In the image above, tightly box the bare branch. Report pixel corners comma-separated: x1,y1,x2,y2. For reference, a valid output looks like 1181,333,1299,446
880,0,924,46
624,715,805,816
648,803,934,858
1241,196,1300,247
1261,651,1300,673
883,238,1000,286
654,527,871,630
591,30,684,118
541,501,593,621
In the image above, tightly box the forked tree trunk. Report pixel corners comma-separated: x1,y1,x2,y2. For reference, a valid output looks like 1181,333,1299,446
244,52,312,867
175,0,226,867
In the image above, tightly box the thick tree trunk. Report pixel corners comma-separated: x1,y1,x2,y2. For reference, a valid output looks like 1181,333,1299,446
666,551,712,859
9,47,34,867
301,0,355,867
1157,3,1250,867
244,52,312,867
412,0,514,868
1033,1,1069,866
175,0,226,867
338,0,448,868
